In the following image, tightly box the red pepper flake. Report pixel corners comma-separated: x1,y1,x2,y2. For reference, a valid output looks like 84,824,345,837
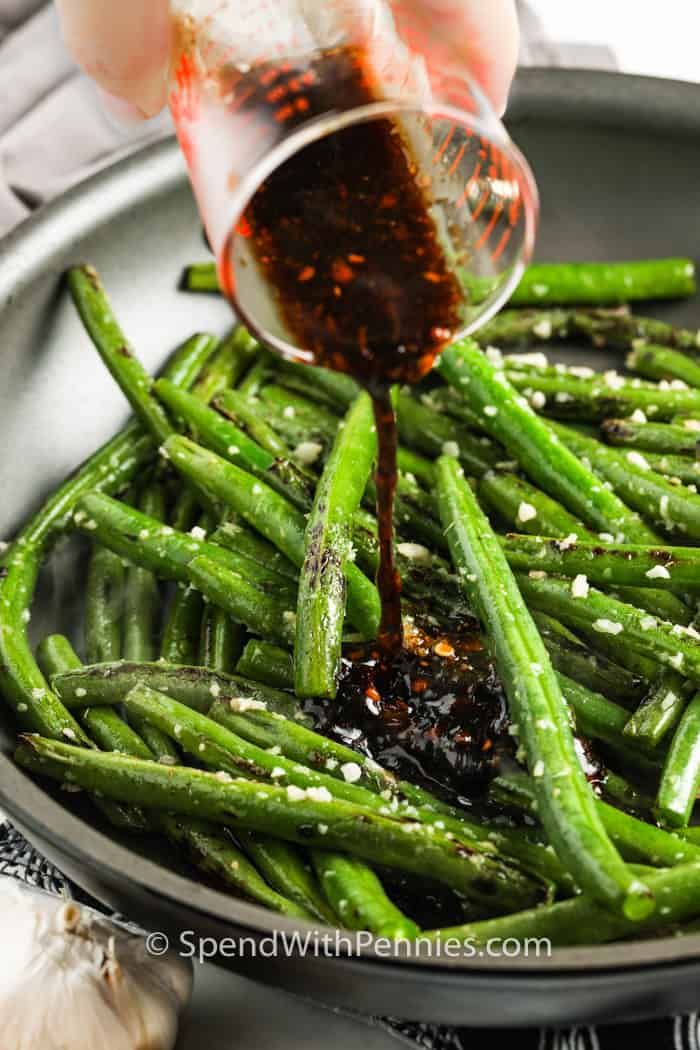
297,266,316,282
347,253,366,264
295,97,310,113
365,685,381,703
423,271,442,284
331,259,354,284
379,192,398,209
434,640,455,658
481,738,493,752
274,103,295,123
267,85,288,103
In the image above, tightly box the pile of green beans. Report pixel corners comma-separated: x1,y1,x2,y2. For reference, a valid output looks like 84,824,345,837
6,256,700,947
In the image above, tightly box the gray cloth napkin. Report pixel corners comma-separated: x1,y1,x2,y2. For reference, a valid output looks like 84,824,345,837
0,0,615,236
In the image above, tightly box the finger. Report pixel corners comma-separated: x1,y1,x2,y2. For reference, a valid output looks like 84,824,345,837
56,0,171,119
394,0,520,115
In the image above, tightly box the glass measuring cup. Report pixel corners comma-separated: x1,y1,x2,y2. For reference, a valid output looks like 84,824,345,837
169,0,538,372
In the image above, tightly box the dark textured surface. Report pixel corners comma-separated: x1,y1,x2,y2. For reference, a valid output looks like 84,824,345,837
1,70,700,1023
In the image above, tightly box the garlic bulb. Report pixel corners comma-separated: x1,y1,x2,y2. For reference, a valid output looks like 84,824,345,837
0,878,192,1049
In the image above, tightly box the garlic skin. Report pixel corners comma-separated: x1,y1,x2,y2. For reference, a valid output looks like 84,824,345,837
0,878,192,1050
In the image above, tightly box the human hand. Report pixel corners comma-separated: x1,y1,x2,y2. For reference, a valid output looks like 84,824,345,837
55,0,518,120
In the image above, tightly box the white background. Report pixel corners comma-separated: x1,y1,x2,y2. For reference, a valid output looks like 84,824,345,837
529,0,699,82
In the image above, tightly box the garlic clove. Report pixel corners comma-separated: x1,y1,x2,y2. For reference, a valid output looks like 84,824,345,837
0,878,192,1050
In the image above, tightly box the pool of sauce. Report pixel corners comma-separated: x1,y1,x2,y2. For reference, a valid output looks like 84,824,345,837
304,615,511,802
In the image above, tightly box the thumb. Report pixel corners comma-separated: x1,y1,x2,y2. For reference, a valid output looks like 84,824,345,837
55,0,172,119
393,0,520,115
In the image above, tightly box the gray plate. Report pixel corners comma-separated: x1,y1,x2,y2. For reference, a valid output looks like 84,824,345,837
1,69,700,1027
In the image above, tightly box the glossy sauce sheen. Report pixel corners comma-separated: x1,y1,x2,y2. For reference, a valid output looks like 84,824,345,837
243,46,462,658
304,616,511,800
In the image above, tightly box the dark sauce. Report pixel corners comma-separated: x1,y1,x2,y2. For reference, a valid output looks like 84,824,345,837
303,615,511,802
241,46,462,388
241,45,463,658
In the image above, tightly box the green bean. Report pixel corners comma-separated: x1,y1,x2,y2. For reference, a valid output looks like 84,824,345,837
259,385,340,450
236,358,273,398
121,685,392,806
509,369,700,422
602,771,654,816
311,850,419,937
557,674,661,779
573,308,700,352
216,388,295,458
492,767,697,869
501,533,700,591
656,692,700,827
517,573,700,682
191,455,315,946
0,329,216,739
72,492,296,599
36,633,150,831
623,674,690,751
435,455,651,919
161,491,204,664
296,392,376,697
236,640,295,689
422,861,700,947
395,391,499,477
67,265,172,443
163,436,380,640
532,611,645,705
575,621,662,682
122,485,164,662
157,379,276,472
0,543,91,743
188,556,295,645
553,422,700,540
189,326,258,404
52,659,304,718
644,452,700,487
479,472,593,539
48,641,310,917
162,818,315,920
438,339,657,541
210,519,298,582
210,699,573,892
509,258,696,306
181,262,220,293
157,380,315,512
277,359,360,411
626,345,700,388
161,584,204,665
235,832,336,923
17,735,542,910
84,545,124,663
601,418,698,456
199,606,244,673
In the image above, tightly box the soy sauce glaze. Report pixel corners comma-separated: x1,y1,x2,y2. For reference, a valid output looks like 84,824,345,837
238,47,523,794
242,46,460,637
